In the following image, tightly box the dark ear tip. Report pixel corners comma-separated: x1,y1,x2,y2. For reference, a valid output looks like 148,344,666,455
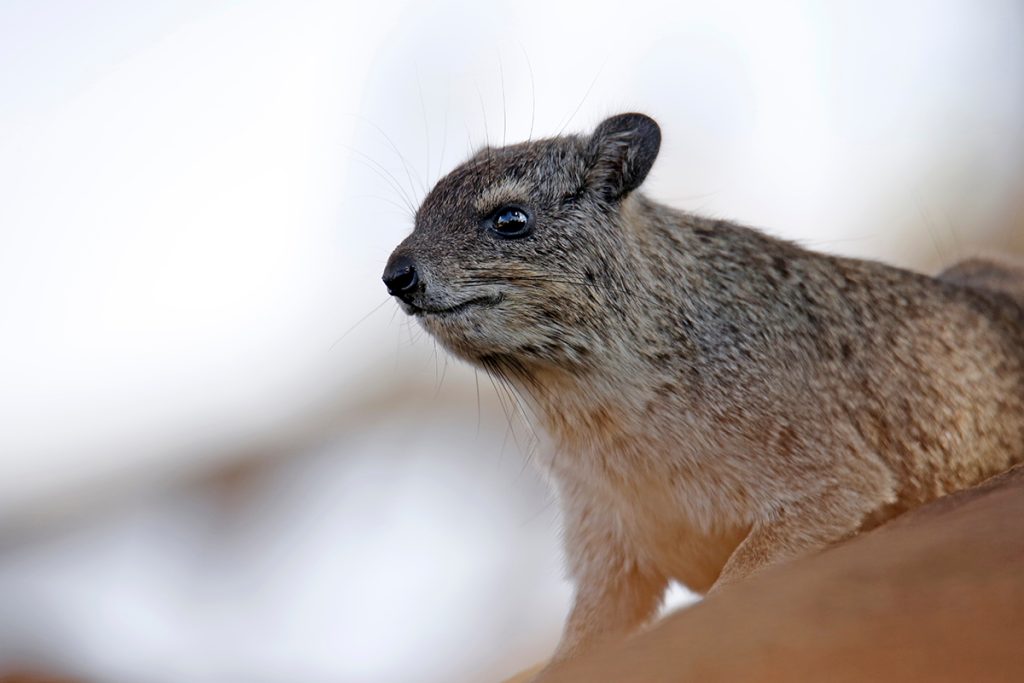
594,112,661,142
588,112,662,200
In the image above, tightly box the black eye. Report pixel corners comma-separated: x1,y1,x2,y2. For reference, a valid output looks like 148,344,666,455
488,206,532,239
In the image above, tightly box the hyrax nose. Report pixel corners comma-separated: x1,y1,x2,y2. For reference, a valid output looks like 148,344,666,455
382,254,421,300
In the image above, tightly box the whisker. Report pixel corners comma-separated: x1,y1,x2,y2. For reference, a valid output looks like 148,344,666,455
518,42,536,142
416,69,431,192
343,113,426,202
498,372,540,450
474,368,482,439
437,101,449,184
475,82,491,151
519,493,558,528
434,350,450,398
558,62,606,136
486,371,519,465
342,146,417,214
330,297,393,351
432,337,439,390
498,51,507,147
456,272,661,307
351,193,415,217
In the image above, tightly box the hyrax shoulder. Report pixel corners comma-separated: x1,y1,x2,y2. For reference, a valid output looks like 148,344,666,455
383,113,1024,666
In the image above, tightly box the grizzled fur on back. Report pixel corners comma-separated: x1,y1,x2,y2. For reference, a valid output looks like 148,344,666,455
384,113,1024,670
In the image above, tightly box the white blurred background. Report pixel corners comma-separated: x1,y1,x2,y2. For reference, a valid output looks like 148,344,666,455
0,1,1022,681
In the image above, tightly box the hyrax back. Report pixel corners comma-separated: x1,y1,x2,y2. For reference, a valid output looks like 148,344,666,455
382,113,1024,664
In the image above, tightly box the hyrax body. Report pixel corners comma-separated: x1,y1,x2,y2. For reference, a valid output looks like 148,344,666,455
382,113,1024,664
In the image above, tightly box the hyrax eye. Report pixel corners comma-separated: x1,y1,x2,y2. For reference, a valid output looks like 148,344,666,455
487,206,532,239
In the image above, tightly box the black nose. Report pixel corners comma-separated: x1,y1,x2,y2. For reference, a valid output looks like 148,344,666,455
382,255,420,298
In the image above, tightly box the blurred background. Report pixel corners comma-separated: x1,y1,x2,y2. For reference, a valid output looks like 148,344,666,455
0,1,1022,681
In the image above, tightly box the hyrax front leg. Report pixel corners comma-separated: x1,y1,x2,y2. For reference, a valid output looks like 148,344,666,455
552,557,666,663
711,477,892,592
549,500,667,665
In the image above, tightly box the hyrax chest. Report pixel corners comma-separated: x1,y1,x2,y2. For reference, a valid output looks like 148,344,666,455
545,408,751,591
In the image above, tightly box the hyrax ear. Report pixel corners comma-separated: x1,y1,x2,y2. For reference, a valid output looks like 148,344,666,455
586,113,661,202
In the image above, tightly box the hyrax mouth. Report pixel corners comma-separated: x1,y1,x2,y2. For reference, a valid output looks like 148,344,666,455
409,293,503,317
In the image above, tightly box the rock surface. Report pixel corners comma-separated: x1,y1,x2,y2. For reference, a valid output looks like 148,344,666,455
512,464,1024,682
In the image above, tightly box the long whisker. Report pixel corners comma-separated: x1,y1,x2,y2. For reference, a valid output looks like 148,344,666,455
437,100,449,183
474,368,482,438
459,273,634,295
519,42,536,142
498,52,507,147
498,370,541,472
485,371,519,464
329,297,393,351
497,371,540,449
416,69,431,192
456,272,661,308
343,113,426,201
351,193,414,217
345,156,416,214
475,82,490,151
434,348,450,398
342,146,417,214
558,62,606,136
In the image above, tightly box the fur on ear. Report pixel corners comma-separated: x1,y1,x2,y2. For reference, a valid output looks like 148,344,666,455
586,113,661,202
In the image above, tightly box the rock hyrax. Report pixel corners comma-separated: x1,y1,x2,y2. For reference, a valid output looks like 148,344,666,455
382,113,1024,666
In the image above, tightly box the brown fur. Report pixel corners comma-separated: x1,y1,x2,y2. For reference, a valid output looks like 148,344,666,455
382,113,1024,670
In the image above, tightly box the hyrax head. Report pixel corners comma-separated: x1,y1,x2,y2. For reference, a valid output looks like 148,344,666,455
383,113,661,372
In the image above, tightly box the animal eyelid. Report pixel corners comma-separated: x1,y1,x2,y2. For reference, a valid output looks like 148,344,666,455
474,178,533,212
